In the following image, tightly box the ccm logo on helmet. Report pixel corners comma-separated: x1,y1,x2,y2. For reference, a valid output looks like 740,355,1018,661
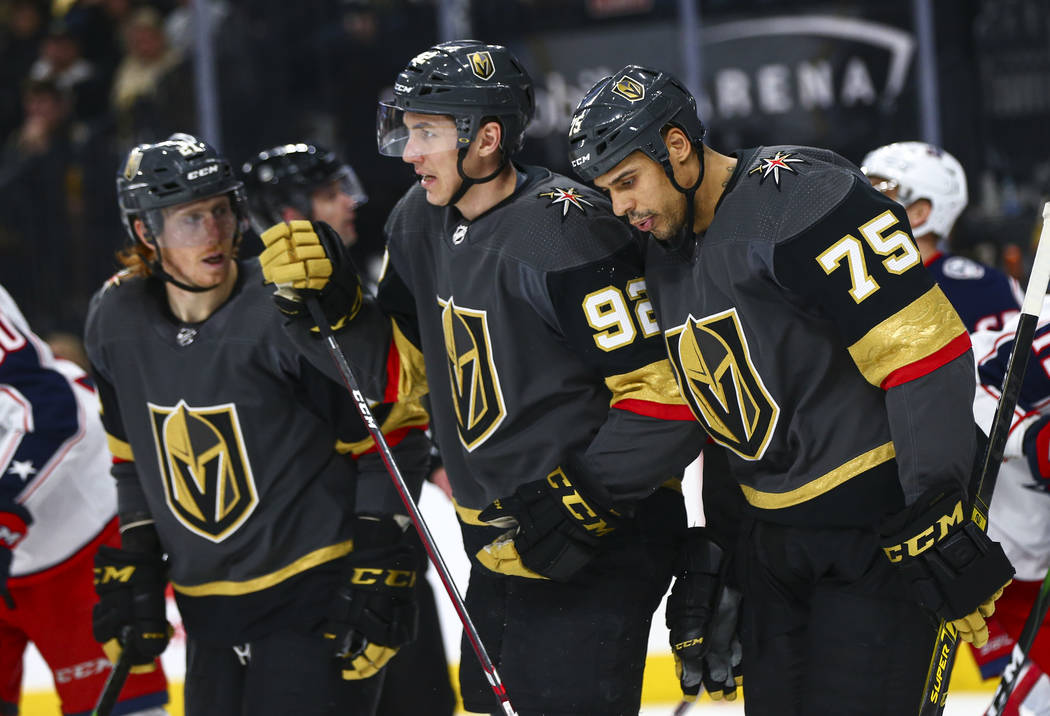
186,164,220,181
570,153,590,168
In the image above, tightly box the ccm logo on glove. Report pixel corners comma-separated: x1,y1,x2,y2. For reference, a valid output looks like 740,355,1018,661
882,498,963,562
350,568,416,588
546,467,617,537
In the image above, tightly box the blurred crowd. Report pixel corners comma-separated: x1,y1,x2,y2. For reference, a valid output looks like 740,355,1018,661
0,0,438,339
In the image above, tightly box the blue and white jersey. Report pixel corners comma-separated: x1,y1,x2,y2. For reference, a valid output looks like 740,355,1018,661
927,252,1023,333
0,285,114,577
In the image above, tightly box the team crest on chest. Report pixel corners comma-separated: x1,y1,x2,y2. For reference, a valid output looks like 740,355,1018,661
538,187,593,217
437,296,507,451
748,151,806,188
664,308,780,460
148,400,259,542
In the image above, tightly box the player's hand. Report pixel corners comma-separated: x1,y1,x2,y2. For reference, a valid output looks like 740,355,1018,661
92,545,171,673
476,465,622,582
666,528,742,702
320,514,420,680
259,220,363,333
1023,414,1050,490
0,502,32,609
879,483,1014,647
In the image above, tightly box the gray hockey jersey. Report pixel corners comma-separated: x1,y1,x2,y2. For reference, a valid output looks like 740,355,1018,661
84,260,428,643
646,146,976,527
367,165,706,515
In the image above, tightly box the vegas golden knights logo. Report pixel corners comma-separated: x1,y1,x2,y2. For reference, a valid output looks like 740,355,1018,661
148,400,258,542
664,308,779,460
467,51,495,80
438,297,506,451
612,75,645,102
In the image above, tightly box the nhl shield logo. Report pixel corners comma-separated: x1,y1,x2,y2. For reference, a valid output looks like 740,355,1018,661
468,51,495,80
664,308,779,460
438,297,507,451
149,400,259,542
612,75,645,102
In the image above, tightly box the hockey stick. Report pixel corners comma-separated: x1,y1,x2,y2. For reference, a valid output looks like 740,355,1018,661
985,564,1050,715
303,296,518,716
917,201,1050,715
92,626,134,716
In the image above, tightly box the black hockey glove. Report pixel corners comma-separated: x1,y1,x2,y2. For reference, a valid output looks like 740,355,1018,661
92,545,171,673
320,514,420,680
879,482,1014,647
666,528,743,702
259,220,363,333
0,502,32,610
476,465,623,582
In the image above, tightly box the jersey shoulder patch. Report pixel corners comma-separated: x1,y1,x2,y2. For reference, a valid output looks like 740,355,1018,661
535,185,595,217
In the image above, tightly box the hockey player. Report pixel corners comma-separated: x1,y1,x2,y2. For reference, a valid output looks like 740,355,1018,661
83,133,432,716
861,141,1023,332
970,304,1050,713
0,283,169,716
241,141,456,716
257,41,711,715
566,65,1014,714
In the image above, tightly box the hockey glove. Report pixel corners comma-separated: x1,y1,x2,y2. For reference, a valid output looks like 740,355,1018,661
92,545,171,673
259,220,363,332
1023,414,1050,490
879,483,1014,647
666,528,743,702
320,514,420,680
0,502,32,610
476,465,622,582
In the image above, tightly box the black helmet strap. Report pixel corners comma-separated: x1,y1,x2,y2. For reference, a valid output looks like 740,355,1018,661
447,145,509,207
660,139,704,240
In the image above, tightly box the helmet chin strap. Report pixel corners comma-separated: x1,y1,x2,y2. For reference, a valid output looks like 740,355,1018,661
446,147,508,207
146,236,229,294
660,145,705,257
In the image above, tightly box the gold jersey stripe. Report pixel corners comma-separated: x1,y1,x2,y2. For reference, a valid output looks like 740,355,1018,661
392,319,429,402
106,433,134,461
335,398,430,456
172,540,353,596
740,442,896,509
847,286,966,387
604,359,689,408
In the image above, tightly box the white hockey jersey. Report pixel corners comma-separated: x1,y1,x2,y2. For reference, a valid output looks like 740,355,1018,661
0,285,114,576
972,297,1050,581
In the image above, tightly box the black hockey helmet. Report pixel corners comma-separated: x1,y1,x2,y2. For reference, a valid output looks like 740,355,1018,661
377,40,535,159
240,142,367,232
567,65,706,183
117,132,246,244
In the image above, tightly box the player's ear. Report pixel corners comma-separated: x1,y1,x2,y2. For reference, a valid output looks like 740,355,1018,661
664,127,694,165
475,120,503,159
907,198,932,230
133,218,151,247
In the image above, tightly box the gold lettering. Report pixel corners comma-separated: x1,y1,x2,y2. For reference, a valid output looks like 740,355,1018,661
905,525,936,557
350,568,383,585
384,570,417,588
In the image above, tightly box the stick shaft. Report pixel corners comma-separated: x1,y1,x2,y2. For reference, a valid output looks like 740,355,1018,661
305,298,517,716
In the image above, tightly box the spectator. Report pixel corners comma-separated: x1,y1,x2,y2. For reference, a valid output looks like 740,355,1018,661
110,7,180,144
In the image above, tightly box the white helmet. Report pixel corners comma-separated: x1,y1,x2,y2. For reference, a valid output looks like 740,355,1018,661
860,141,968,238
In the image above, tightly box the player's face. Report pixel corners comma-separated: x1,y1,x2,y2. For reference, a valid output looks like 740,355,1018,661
594,152,687,240
310,178,357,246
400,111,462,206
154,195,237,288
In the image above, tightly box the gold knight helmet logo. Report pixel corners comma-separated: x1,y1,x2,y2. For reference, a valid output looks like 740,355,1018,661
612,75,645,102
149,400,258,542
664,308,779,460
468,50,495,80
438,297,507,451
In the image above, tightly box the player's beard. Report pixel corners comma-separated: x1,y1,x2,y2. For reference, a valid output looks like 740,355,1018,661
650,193,690,241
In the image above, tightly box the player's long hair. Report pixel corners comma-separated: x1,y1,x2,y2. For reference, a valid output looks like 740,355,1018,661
115,240,155,278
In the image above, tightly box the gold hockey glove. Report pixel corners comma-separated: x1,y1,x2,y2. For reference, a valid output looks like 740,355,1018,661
92,545,171,673
259,220,363,332
879,483,1014,647
320,514,420,680
476,464,622,582
666,528,743,702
